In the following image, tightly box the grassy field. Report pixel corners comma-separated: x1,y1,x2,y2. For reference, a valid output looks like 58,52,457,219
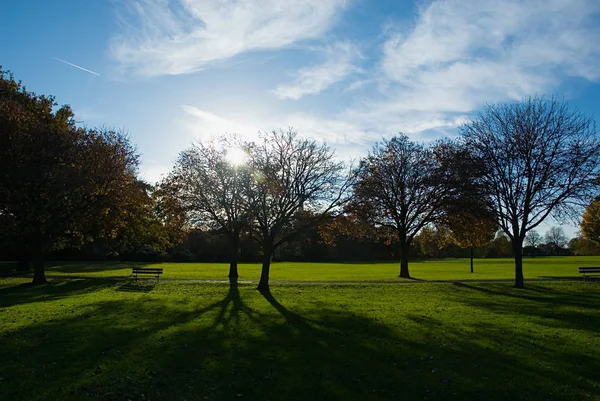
0,277,599,400
33,256,600,282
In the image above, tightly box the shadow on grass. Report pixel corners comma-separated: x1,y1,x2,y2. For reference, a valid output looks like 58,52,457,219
451,282,600,334
115,281,157,293
45,261,148,274
0,281,598,400
0,278,117,308
538,275,585,281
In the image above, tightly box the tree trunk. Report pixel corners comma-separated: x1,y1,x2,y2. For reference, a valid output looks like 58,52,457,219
31,243,47,285
398,241,410,278
229,261,239,279
470,247,474,273
257,249,272,292
228,236,239,279
513,239,524,288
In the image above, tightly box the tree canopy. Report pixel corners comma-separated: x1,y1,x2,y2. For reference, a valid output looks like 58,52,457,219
165,135,253,278
0,69,141,283
460,97,600,287
350,135,466,278
246,129,352,291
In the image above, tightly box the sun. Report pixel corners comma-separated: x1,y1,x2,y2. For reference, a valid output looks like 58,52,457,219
225,147,247,166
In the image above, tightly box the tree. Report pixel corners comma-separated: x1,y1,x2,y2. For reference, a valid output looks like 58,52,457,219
486,232,513,258
350,135,463,278
544,226,568,249
461,97,600,288
568,235,600,256
165,135,252,279
0,69,140,284
246,129,352,291
581,197,600,243
525,230,542,248
100,180,178,257
444,209,497,273
414,225,452,258
524,230,543,256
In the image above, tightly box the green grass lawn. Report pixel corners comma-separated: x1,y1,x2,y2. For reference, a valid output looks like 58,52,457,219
0,278,598,400
39,256,600,282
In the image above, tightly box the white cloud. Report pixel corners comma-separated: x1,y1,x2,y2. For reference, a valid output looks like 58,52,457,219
273,42,363,99
110,0,347,77
380,0,600,112
179,104,467,164
174,0,600,167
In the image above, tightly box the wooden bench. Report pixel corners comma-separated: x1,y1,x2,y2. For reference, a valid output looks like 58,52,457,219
132,267,163,282
579,267,600,282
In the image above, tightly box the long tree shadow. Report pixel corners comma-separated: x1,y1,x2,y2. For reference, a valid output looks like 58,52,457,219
1,281,599,400
0,278,118,308
115,281,157,293
450,282,600,333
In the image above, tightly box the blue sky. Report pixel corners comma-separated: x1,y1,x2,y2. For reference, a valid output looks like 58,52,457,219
3,0,600,239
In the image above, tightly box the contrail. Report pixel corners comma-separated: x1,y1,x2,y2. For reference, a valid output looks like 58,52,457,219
53,57,100,76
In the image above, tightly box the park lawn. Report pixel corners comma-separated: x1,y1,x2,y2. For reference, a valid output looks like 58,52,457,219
41,256,600,282
0,278,599,400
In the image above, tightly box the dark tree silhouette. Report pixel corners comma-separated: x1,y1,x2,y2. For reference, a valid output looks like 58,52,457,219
246,129,352,291
0,69,140,284
350,135,463,278
165,135,252,279
461,97,600,288
544,226,568,249
525,230,542,248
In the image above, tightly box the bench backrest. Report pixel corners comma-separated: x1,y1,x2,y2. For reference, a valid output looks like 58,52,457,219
132,268,163,273
579,267,600,273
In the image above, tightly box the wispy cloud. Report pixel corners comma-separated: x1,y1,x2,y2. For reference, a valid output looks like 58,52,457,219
175,0,600,167
284,0,600,148
181,105,261,142
273,42,363,100
110,0,348,77
53,57,100,76
380,0,600,112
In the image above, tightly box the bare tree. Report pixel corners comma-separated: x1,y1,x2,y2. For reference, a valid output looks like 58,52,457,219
246,129,352,292
544,226,568,249
350,135,464,278
461,97,600,288
165,135,252,279
525,230,542,248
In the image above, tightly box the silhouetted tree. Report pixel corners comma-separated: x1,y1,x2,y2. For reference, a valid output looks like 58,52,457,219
525,230,542,248
544,226,568,249
246,129,352,291
0,69,139,284
165,135,252,279
350,136,464,278
461,97,600,288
